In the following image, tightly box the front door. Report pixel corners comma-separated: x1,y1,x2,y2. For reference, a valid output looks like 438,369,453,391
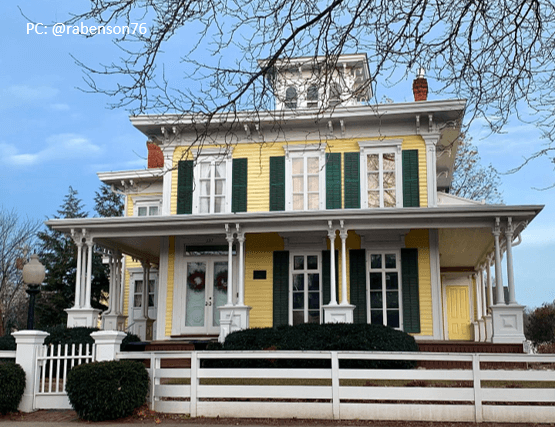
183,258,229,334
446,285,472,340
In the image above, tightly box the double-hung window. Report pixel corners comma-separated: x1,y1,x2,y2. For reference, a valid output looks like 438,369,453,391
291,253,321,325
134,197,162,217
359,140,403,208
368,250,402,328
193,151,232,214
285,144,326,211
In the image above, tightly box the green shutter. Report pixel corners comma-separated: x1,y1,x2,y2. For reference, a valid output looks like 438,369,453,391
401,248,421,333
322,250,339,306
273,251,289,327
232,158,248,213
402,150,420,207
177,160,193,214
326,153,341,209
269,156,285,211
349,249,367,324
344,152,360,209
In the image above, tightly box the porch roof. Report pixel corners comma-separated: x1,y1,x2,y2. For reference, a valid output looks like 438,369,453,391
46,204,542,265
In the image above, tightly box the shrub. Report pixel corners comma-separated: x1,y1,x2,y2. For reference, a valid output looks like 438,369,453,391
209,323,418,369
66,360,148,421
525,302,555,345
43,326,141,351
0,363,25,414
0,335,16,351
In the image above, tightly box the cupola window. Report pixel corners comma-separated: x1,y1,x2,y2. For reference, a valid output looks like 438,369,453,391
285,86,298,109
307,85,319,108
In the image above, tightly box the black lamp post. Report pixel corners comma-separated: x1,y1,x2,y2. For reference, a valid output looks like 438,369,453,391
22,254,45,330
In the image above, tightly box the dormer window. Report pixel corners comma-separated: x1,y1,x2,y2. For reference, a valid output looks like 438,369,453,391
285,86,298,109
307,85,319,108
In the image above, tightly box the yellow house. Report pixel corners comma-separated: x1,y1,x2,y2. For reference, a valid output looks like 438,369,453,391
47,54,542,347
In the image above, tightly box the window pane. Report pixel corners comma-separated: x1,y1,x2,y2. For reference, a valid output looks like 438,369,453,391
383,153,395,170
215,162,226,178
308,273,319,290
308,292,320,309
135,280,143,293
293,194,304,210
293,176,303,192
385,254,396,268
368,191,380,208
307,157,319,174
285,86,298,109
384,190,396,207
185,262,206,327
383,172,396,189
138,207,147,216
370,272,382,290
308,193,319,210
148,280,155,293
214,197,224,213
387,310,400,328
307,256,318,270
386,272,399,290
294,256,304,270
367,154,379,171
308,176,319,192
199,197,209,213
307,85,318,101
149,206,159,216
386,291,399,308
134,294,142,308
292,311,304,325
368,173,379,190
293,293,304,309
370,291,383,309
293,274,304,291
148,295,155,307
215,180,225,195
292,158,303,174
200,180,210,196
308,311,320,323
371,254,382,269
370,310,383,325
200,162,211,178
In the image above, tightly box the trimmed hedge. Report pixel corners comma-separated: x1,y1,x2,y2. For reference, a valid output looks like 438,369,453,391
0,363,25,414
66,360,148,421
44,325,141,351
208,323,419,369
0,335,16,351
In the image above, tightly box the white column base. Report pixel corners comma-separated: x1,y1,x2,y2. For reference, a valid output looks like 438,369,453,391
133,317,155,341
491,304,526,344
101,313,127,331
323,304,355,324
65,307,101,328
478,318,486,342
484,315,493,342
13,330,50,412
218,305,252,343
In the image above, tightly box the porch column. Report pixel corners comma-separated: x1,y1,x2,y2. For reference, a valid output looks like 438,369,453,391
142,261,151,319
102,249,127,331
236,228,246,306
339,225,348,305
505,218,517,305
225,224,234,306
493,218,505,305
474,273,482,319
73,237,83,308
486,257,493,311
328,222,338,306
84,238,93,309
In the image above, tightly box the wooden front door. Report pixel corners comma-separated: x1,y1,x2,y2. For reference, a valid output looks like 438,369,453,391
446,285,472,340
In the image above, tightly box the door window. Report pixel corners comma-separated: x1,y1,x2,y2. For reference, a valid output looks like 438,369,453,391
291,254,321,325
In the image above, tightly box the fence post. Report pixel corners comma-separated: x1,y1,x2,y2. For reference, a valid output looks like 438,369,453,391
91,330,126,361
472,354,483,423
330,352,340,420
13,330,49,412
190,352,198,418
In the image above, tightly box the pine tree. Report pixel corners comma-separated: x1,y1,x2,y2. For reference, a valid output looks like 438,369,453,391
94,183,124,217
36,187,109,328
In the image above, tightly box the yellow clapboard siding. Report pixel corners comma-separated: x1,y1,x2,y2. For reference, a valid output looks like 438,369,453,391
404,229,432,336
244,233,284,328
165,237,176,337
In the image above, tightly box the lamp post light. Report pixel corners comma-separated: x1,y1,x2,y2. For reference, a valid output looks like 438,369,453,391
22,253,45,330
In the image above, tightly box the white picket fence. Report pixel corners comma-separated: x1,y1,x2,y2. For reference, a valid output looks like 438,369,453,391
117,350,555,423
34,343,95,409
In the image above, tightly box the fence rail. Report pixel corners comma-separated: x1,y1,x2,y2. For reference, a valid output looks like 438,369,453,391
117,350,555,423
0,350,16,360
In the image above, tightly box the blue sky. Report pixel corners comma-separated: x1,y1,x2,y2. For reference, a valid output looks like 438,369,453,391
1,1,554,310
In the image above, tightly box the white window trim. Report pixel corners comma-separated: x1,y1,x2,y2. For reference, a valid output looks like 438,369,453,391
128,269,159,309
192,149,233,214
289,252,323,325
359,140,403,208
284,144,327,211
365,249,403,330
133,196,162,217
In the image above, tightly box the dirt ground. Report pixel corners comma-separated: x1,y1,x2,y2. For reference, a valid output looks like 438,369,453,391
1,406,554,427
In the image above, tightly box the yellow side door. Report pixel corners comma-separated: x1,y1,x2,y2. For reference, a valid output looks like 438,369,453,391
446,285,472,340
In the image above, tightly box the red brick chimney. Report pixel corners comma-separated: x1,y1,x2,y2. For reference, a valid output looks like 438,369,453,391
412,68,428,101
147,141,164,168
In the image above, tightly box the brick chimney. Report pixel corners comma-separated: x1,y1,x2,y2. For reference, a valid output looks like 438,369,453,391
147,141,164,168
412,67,428,101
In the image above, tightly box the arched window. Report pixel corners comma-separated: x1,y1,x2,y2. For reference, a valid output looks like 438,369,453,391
307,85,319,108
285,86,298,109
330,82,342,107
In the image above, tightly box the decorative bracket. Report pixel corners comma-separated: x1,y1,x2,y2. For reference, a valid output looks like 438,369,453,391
328,120,334,136
415,114,420,134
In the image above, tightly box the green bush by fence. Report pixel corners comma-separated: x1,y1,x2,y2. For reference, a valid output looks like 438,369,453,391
0,363,25,414
66,360,148,421
207,323,419,369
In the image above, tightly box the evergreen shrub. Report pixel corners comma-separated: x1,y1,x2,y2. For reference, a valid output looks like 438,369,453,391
43,326,141,351
0,334,16,351
208,323,418,369
0,363,25,414
66,360,148,421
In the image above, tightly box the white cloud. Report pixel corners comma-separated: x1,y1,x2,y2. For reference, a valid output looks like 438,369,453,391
0,133,102,167
0,84,59,109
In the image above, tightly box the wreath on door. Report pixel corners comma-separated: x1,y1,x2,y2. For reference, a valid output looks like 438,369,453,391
215,272,228,293
187,271,205,292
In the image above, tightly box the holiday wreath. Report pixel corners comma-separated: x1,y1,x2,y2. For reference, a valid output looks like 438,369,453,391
187,271,205,292
215,271,228,293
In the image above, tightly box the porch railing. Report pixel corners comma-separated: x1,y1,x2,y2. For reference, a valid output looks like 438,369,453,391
117,350,555,423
